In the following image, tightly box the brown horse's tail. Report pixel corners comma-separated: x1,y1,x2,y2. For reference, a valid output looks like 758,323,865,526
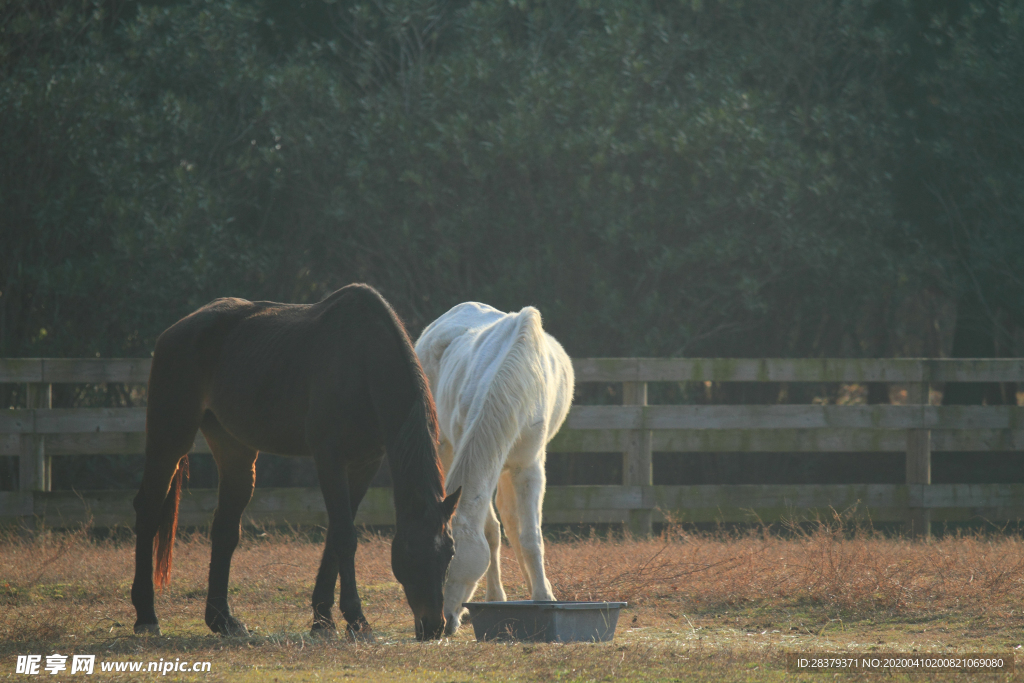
153,456,188,588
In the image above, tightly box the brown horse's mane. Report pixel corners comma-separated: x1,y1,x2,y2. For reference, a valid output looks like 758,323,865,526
367,290,447,505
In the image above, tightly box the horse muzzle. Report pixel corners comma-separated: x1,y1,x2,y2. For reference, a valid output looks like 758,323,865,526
415,614,446,641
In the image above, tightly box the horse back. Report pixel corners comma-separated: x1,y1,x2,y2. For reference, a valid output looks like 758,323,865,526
146,297,257,453
416,303,574,466
148,285,421,457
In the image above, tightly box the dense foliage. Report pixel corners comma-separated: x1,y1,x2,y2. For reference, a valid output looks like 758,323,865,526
3,0,1021,362
1,0,1022,492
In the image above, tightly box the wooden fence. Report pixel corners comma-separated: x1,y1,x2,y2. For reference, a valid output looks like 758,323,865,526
1,358,1023,537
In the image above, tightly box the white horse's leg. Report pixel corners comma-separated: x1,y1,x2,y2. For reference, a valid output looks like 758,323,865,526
495,469,532,596
512,462,555,601
502,428,555,602
483,502,507,601
442,485,495,634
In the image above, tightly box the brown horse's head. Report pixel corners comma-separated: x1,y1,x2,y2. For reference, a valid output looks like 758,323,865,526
391,488,461,640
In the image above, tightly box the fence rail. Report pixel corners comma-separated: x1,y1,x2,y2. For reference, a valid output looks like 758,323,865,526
5,357,1024,385
2,357,1022,536
3,483,1024,530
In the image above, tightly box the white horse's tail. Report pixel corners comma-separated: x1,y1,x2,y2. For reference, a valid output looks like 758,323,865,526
444,307,546,497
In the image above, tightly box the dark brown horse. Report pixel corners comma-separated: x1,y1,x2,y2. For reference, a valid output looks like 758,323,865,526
131,284,461,641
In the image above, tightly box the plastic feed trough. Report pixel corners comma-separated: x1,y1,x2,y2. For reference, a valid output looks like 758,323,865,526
463,601,628,643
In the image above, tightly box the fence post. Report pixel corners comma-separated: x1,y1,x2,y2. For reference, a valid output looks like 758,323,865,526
905,380,930,539
19,382,52,492
622,381,652,536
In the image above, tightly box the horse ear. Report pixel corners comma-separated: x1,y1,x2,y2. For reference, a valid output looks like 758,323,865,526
441,487,461,521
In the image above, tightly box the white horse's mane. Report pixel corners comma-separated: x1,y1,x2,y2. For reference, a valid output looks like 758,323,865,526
444,306,544,493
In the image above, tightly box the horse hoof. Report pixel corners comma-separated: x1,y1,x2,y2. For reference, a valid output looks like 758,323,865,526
226,622,250,637
310,623,337,639
346,624,375,643
134,623,162,636
211,618,249,636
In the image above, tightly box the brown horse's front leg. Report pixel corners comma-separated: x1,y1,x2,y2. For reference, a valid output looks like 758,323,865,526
310,514,341,634
312,453,373,640
337,525,373,641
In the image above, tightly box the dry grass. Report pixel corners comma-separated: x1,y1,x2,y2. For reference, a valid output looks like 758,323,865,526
1,519,1023,681
543,521,1024,615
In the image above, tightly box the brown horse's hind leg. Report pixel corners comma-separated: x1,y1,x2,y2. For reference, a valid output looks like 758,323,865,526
133,338,208,636
131,427,197,635
200,413,257,636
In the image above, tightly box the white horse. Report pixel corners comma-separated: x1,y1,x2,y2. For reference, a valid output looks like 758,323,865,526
415,302,574,635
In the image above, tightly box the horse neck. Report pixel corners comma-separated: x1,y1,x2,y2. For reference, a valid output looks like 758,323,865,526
390,478,438,524
381,394,446,520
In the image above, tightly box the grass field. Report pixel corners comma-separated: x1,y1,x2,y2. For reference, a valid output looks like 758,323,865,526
2,517,1023,682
